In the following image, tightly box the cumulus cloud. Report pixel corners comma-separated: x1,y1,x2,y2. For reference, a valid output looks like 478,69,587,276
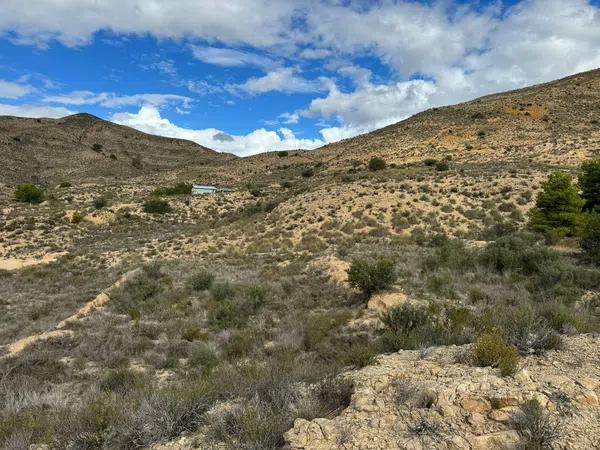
0,103,73,118
42,91,193,110
111,105,324,156
191,46,276,69
0,0,300,47
0,79,32,98
230,67,326,94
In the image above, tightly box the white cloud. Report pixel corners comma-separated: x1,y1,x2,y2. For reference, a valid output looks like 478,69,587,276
231,67,325,94
299,48,332,59
0,103,73,118
190,46,276,69
301,78,437,131
42,91,193,109
0,79,32,98
0,0,300,48
111,105,324,156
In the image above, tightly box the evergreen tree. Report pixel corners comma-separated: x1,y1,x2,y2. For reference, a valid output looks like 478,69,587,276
579,159,600,211
528,172,585,236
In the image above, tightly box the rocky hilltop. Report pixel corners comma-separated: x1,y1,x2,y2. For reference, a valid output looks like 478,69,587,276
285,335,600,450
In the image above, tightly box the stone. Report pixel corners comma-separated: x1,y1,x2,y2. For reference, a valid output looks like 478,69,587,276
367,291,408,311
469,431,520,450
462,397,491,414
576,392,599,406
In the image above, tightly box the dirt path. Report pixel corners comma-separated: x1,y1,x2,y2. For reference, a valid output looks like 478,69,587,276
1,268,141,359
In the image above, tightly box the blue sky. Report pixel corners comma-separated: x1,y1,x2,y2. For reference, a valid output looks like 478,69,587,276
0,0,599,156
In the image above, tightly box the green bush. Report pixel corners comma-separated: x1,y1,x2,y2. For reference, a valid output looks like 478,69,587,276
14,183,45,204
210,282,234,302
93,197,107,209
434,160,450,171
301,168,314,178
277,150,289,157
189,344,219,373
190,270,215,291
347,257,396,296
368,157,386,171
579,159,600,211
479,235,558,275
528,172,585,236
581,213,600,264
472,333,519,376
151,183,192,196
70,210,84,224
99,369,145,395
423,158,438,166
143,198,171,214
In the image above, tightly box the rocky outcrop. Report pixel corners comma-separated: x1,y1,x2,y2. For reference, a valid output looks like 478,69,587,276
285,335,600,449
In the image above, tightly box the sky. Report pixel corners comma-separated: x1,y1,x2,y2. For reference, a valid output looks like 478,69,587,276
0,0,599,156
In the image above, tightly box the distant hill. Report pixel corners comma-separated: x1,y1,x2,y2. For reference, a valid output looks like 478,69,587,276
0,113,235,185
311,68,600,169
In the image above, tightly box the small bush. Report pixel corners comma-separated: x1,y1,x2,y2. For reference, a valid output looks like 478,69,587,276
93,197,107,209
99,369,144,395
59,181,72,188
513,399,560,450
190,270,215,291
143,199,171,214
189,344,219,373
151,183,192,196
210,282,234,302
368,157,386,171
70,210,84,224
301,168,314,178
423,158,438,167
277,151,289,157
472,333,519,376
347,257,396,297
434,160,449,171
92,143,103,152
14,183,45,204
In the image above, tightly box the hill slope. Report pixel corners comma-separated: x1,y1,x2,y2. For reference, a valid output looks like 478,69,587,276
312,68,600,168
0,113,234,184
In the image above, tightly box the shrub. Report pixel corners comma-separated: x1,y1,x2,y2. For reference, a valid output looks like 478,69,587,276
479,235,558,275
579,159,600,211
70,210,84,224
189,344,219,373
434,160,449,171
59,181,72,188
93,197,107,209
347,257,396,296
14,183,45,204
513,399,560,449
91,143,103,152
472,333,519,376
368,157,386,171
143,198,171,214
581,212,600,264
190,270,215,291
528,172,585,236
301,168,314,178
277,151,289,157
210,282,234,302
151,183,192,196
99,369,144,395
423,158,438,167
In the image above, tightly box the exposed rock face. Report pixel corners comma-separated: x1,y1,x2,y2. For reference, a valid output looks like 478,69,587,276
285,335,600,450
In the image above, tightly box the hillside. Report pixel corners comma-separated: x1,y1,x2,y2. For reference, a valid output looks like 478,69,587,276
0,113,234,184
1,69,600,450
